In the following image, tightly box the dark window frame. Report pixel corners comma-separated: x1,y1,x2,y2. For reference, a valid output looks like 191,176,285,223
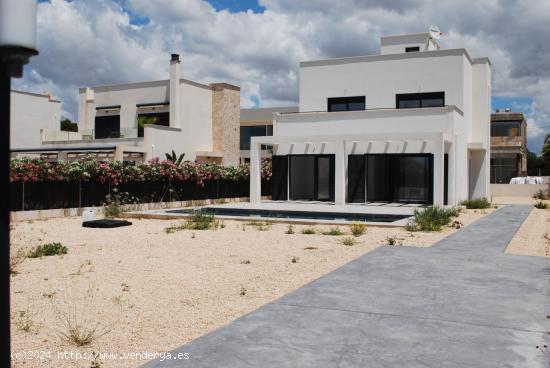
137,112,169,138
94,115,121,139
405,46,420,53
396,92,445,109
490,121,522,137
240,125,273,150
327,96,366,112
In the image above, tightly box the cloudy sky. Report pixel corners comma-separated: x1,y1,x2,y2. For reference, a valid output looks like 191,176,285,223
14,0,550,153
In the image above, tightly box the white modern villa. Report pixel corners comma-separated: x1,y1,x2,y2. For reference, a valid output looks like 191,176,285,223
249,32,491,206
11,54,241,165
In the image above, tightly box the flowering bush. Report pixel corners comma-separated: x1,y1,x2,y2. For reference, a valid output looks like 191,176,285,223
10,157,272,185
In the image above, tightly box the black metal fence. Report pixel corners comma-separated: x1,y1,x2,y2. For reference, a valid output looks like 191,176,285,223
9,180,272,211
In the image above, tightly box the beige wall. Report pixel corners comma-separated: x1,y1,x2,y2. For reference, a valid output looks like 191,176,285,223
211,83,240,166
491,184,547,197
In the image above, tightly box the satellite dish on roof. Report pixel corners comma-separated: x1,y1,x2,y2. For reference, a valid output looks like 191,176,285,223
429,25,442,40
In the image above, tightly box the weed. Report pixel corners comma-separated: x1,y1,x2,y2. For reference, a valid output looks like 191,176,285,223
285,225,295,234
341,237,356,246
291,256,299,263
460,198,491,209
323,227,344,236
386,236,403,246
301,228,316,235
533,189,548,200
247,221,272,231
240,259,251,264
102,189,139,218
240,288,247,296
57,306,110,347
165,211,218,233
349,223,367,237
42,291,57,299
121,283,130,292
535,200,548,209
220,221,226,229
14,303,37,333
303,246,317,250
71,260,94,276
10,248,27,275
406,206,460,232
28,242,67,258
191,232,196,239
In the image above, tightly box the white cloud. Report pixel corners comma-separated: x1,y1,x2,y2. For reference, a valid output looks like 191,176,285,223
13,0,550,152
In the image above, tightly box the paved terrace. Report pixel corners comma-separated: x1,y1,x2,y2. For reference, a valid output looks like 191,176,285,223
143,205,549,367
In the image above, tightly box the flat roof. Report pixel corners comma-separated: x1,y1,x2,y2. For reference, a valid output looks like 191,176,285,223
240,106,299,122
300,48,491,68
11,89,61,103
491,112,526,123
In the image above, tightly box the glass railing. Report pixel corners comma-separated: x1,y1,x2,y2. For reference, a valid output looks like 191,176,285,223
42,128,139,142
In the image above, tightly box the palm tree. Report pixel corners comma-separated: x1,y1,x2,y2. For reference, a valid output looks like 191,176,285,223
165,150,185,165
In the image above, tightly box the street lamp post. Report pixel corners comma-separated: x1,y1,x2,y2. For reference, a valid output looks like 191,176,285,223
0,0,39,365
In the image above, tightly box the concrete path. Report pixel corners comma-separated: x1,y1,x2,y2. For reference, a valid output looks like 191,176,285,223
143,205,549,367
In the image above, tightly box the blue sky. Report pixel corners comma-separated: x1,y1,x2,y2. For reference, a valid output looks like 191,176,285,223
206,0,265,13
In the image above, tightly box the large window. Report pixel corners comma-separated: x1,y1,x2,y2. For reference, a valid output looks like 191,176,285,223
240,125,273,150
491,155,518,183
94,115,120,139
327,96,365,112
137,112,169,138
491,121,521,137
396,92,444,109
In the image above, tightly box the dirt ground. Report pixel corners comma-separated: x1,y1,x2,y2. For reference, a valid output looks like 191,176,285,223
10,208,492,368
505,207,550,257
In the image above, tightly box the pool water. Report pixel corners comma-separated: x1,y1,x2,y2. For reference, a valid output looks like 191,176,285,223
167,207,409,223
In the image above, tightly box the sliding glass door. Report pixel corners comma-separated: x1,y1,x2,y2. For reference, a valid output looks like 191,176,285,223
353,154,433,204
289,155,334,201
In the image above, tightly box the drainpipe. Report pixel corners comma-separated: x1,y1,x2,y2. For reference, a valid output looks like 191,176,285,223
169,54,181,128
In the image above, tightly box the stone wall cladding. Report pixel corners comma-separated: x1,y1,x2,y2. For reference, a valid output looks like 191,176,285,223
211,83,241,166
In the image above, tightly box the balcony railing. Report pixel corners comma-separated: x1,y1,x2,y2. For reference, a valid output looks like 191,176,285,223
42,128,139,142
491,136,524,147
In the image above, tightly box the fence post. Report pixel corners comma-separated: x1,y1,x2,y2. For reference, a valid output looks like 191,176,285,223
78,179,82,208
21,181,24,211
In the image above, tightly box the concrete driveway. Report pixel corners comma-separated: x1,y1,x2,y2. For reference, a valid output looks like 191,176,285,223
143,205,549,367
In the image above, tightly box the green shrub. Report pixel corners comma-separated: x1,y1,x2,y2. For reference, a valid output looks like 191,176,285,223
102,189,138,218
349,223,367,237
406,206,460,232
341,237,356,246
164,210,218,233
534,200,548,209
28,242,67,258
301,228,316,235
460,197,491,209
322,227,344,236
246,221,272,231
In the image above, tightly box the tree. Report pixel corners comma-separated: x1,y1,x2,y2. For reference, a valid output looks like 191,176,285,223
60,118,78,132
165,150,185,165
542,133,550,161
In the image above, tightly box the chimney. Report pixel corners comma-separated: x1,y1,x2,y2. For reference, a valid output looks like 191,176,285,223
169,53,181,128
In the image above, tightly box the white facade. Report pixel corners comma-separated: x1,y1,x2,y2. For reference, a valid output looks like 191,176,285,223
20,55,240,165
250,33,491,206
10,90,61,150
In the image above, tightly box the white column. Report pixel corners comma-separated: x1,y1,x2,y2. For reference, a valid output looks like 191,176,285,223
447,135,456,205
334,139,346,205
249,139,261,203
433,135,444,205
169,54,181,128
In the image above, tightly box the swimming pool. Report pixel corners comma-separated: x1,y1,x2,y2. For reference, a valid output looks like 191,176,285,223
167,207,409,223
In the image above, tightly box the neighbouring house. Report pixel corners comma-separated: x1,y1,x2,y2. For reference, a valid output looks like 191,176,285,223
12,54,241,165
10,90,61,156
490,109,527,183
239,106,298,163
249,32,491,206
